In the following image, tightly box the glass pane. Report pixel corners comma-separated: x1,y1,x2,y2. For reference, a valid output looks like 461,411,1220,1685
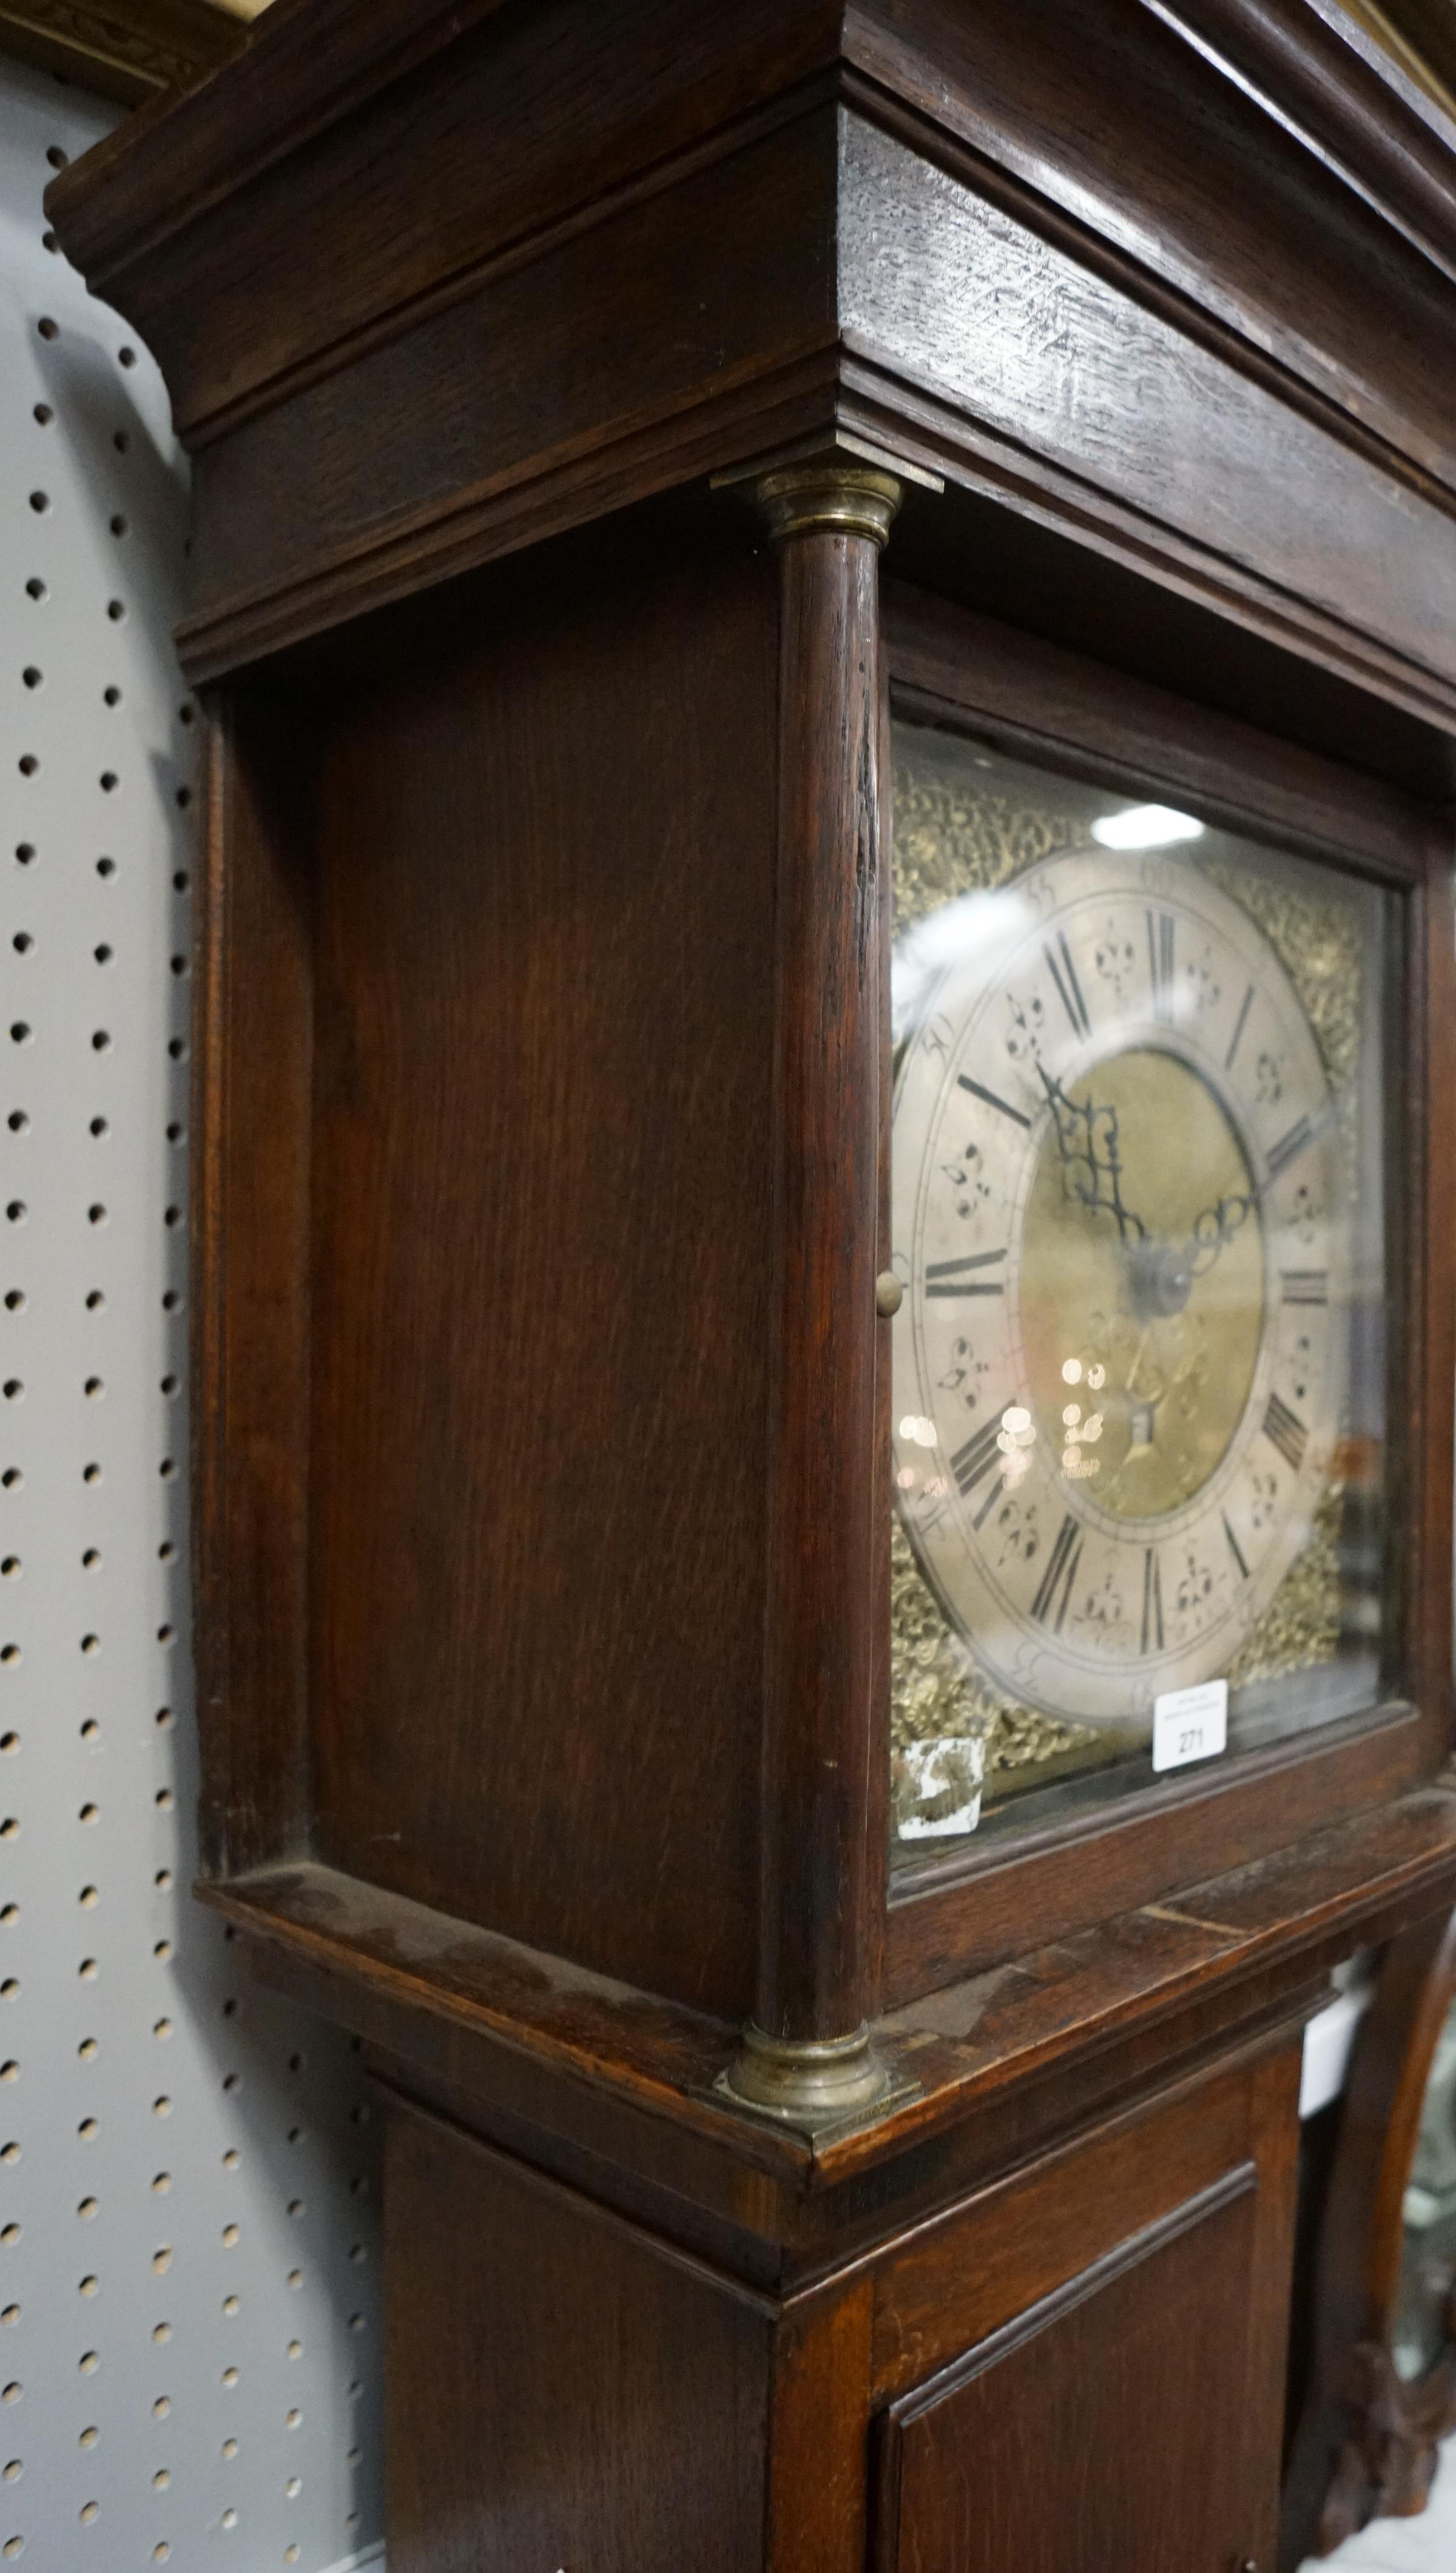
888,721,1394,1868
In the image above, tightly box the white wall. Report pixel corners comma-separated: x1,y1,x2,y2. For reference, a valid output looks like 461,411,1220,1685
1,51,383,2573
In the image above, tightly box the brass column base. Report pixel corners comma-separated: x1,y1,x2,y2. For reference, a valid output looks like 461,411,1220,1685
715,2023,920,2142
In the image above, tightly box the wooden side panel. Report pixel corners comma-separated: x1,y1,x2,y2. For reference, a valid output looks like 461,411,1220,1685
386,2097,772,2573
308,543,777,2017
193,698,316,1876
875,2175,1268,2573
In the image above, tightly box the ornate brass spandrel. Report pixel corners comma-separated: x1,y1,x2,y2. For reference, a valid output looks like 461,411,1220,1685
1196,853,1363,1098
889,1516,1099,1798
1225,1481,1344,1689
892,746,1087,929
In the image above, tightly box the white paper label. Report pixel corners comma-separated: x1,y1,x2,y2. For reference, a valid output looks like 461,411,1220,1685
1151,1678,1228,1774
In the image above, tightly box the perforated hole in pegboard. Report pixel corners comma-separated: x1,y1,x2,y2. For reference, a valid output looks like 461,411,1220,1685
1,55,382,2573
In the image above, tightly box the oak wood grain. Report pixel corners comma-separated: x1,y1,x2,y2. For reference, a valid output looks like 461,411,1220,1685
197,1777,1456,2204
838,111,1456,694
308,543,777,2018
191,697,315,1878
869,2050,1257,2399
385,2092,773,2573
758,510,885,2044
46,8,1456,728
874,2170,1267,2572
884,583,1436,888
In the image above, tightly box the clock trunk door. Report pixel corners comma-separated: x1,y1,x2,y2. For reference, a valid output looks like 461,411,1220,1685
875,2176,1272,2573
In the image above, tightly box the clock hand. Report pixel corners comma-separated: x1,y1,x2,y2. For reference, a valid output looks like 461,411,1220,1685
1185,1191,1255,1277
1036,1063,1256,1323
1034,1061,1148,1246
1123,1190,1253,1320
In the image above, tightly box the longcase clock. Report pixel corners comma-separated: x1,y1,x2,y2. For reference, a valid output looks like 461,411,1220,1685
47,2,1456,2566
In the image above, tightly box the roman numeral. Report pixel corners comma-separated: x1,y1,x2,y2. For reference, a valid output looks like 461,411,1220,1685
949,1418,1004,1501
1225,982,1253,1071
1141,1547,1164,1655
1222,1513,1249,1581
1281,1270,1328,1306
1266,1115,1314,1182
957,1073,1031,1129
925,1248,1007,1299
1044,932,1090,1039
1031,1513,1082,1632
1147,910,1176,1023
1264,1390,1308,1473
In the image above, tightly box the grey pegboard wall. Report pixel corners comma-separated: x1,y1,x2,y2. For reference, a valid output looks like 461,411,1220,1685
1,53,383,2573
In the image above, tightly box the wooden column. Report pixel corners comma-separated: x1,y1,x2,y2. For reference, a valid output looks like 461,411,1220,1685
723,455,902,2131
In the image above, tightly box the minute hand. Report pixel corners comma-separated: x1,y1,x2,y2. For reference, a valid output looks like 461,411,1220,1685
1185,1191,1255,1277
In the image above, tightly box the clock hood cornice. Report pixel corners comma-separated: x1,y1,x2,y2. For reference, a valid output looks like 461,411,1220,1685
44,0,1456,711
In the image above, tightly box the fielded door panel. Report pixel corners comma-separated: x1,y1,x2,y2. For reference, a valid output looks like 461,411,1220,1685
874,2169,1273,2573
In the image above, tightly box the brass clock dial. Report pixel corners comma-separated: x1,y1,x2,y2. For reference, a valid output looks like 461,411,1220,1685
891,847,1344,1728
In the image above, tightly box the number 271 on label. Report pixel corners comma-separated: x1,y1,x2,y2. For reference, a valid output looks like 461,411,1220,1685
1151,1679,1229,1775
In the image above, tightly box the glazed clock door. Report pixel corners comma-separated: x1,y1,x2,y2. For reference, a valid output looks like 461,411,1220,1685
888,723,1395,1857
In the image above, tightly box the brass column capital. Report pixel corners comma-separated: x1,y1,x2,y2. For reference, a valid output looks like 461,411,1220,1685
751,456,903,549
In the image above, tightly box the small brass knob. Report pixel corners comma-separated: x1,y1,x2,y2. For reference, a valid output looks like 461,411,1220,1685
875,1271,903,1317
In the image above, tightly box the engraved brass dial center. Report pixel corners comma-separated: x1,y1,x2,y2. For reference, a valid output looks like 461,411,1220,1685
1021,1046,1265,1522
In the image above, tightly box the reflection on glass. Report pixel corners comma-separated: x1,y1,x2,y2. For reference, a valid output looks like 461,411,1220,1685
889,725,1392,1864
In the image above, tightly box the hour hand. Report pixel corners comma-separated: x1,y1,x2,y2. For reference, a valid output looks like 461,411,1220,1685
1036,1061,1147,1246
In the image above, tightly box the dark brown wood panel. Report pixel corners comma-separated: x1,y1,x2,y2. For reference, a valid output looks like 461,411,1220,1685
308,544,777,2017
846,0,1456,490
194,1782,1456,2223
386,2095,773,2573
75,0,847,433
192,698,316,1878
840,112,1456,692
883,583,1435,887
885,1713,1428,2004
874,2169,1272,2573
187,109,838,643
767,2274,877,2573
870,2051,1256,2399
1407,833,1456,1738
49,0,1456,495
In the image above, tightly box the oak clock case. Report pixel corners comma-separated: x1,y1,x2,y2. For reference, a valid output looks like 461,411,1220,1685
39,2,1456,2567
888,726,1394,1859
